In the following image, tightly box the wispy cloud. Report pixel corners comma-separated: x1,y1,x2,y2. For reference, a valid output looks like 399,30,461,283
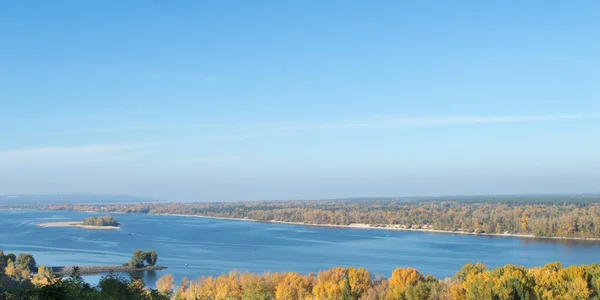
177,155,242,164
0,144,136,167
282,114,600,131
32,113,600,137
378,114,600,127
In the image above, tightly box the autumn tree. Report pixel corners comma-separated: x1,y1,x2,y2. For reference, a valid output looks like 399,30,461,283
275,272,313,300
215,272,242,299
156,274,175,295
387,268,424,300
312,267,346,299
31,265,54,286
4,258,22,279
240,273,275,299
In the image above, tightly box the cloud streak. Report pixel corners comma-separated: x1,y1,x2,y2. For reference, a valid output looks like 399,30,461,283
282,114,600,131
32,113,600,136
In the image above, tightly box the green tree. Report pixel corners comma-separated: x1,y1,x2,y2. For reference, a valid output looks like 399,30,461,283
499,277,532,300
405,281,433,300
129,250,147,268
145,250,158,266
1,251,17,269
0,250,6,269
341,271,361,300
16,253,36,272
98,274,150,300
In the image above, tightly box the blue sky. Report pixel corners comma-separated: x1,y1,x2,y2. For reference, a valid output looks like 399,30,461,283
0,1,599,201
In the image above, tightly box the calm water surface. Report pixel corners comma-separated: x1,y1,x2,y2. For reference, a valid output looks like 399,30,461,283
1,210,599,288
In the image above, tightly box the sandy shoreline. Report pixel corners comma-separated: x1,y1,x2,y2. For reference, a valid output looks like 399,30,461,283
2,208,595,241
37,221,119,230
157,213,600,241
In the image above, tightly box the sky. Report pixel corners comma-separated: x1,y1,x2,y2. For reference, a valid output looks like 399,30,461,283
0,1,599,202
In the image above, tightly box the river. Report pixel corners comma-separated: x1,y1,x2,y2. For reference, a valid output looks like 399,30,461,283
1,209,599,288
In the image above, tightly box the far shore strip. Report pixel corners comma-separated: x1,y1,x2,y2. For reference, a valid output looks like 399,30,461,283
158,213,600,241
37,221,119,230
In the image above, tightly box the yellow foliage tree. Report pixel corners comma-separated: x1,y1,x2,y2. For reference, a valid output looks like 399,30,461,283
215,272,242,299
129,279,147,296
312,267,346,300
447,279,467,300
31,265,54,286
173,276,190,300
346,267,372,297
564,276,591,300
528,267,555,300
186,277,217,299
491,265,533,300
156,274,175,294
4,259,22,280
387,268,424,300
463,272,494,300
275,272,313,300
239,272,275,299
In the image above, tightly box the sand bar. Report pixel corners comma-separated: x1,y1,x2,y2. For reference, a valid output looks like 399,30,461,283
37,221,119,230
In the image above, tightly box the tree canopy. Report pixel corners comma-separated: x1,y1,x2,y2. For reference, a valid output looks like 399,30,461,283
3,250,600,300
82,215,119,227
127,250,158,268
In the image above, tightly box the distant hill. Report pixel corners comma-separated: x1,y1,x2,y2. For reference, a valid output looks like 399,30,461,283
0,194,161,205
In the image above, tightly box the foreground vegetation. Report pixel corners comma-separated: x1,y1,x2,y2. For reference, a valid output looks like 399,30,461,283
22,195,600,239
1,250,165,299
82,216,119,227
3,249,600,299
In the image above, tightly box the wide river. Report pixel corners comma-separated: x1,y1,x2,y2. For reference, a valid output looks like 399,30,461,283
1,210,599,288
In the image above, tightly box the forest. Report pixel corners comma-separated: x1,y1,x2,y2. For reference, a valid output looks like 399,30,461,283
82,216,120,227
2,249,600,299
18,195,600,239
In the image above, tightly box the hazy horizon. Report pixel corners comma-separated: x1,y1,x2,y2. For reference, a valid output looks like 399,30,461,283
1,192,599,205
1,1,599,202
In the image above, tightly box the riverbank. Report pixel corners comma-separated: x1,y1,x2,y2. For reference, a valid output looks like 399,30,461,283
48,265,167,276
37,221,119,230
4,207,598,241
157,213,600,242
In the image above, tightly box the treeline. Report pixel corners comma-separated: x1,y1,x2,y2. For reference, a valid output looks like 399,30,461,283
30,198,600,239
4,252,600,300
82,215,119,227
0,251,36,276
159,262,600,299
1,251,168,300
1,268,169,300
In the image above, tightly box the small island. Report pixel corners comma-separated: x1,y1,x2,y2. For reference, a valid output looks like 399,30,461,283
38,215,120,230
50,250,165,276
